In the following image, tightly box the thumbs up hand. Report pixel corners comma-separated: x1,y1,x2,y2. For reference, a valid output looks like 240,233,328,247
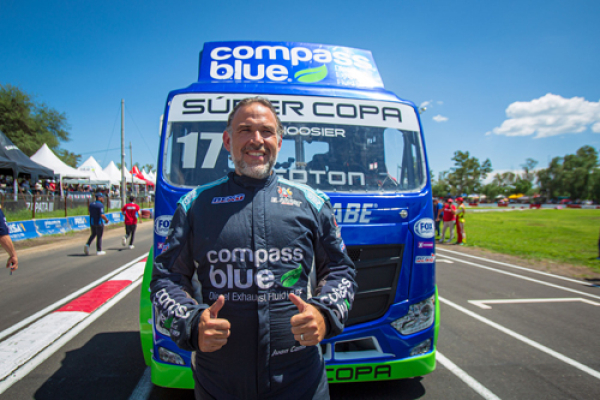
198,295,231,352
289,293,326,346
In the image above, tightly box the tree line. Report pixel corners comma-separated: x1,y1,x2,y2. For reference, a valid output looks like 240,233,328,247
432,146,600,202
0,84,155,172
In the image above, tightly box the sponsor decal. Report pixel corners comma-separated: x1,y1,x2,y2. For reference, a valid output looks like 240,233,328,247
208,288,303,303
415,253,436,264
272,186,302,207
414,218,435,238
272,345,306,357
326,365,392,382
153,288,191,319
200,41,383,89
332,203,375,224
154,215,172,237
318,278,354,320
212,193,245,204
281,265,303,288
418,241,434,249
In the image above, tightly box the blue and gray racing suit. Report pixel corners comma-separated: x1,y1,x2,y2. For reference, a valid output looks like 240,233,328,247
150,172,357,399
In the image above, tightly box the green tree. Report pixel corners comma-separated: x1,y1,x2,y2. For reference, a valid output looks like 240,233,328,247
143,163,155,173
432,170,450,198
536,146,598,201
446,151,492,196
561,145,598,200
0,84,78,165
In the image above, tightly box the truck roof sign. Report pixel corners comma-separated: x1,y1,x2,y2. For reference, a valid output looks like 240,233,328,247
199,41,384,89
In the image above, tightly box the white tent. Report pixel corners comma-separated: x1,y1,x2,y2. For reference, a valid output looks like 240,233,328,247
141,168,156,183
30,143,91,196
30,144,90,179
70,156,111,185
102,161,125,186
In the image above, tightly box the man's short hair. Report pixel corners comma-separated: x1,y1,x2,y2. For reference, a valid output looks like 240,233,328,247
129,195,135,202
225,97,284,138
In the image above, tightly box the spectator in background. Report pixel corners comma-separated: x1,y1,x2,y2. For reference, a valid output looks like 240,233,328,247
433,198,443,239
21,179,31,194
439,198,456,244
455,197,467,245
121,195,142,249
48,180,56,196
84,192,109,256
0,206,18,273
34,181,43,195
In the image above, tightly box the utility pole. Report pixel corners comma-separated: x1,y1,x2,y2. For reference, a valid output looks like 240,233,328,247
120,99,126,206
130,142,134,194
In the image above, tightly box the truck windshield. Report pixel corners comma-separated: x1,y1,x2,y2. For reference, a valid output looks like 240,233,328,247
162,94,426,193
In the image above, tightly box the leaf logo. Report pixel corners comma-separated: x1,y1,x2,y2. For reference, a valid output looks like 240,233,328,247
294,65,328,83
281,264,303,287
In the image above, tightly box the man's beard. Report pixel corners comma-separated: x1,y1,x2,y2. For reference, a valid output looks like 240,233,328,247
232,145,277,179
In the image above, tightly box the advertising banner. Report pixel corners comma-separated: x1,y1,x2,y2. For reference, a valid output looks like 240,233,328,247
35,218,70,236
68,216,90,231
106,212,124,224
199,41,384,89
8,221,39,241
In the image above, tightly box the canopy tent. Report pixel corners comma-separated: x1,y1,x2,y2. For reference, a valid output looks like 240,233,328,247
103,161,125,186
131,165,155,186
141,168,156,183
121,166,146,185
30,143,90,179
0,130,54,180
63,156,112,185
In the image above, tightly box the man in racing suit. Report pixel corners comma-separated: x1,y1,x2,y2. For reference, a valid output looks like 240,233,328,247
150,97,357,400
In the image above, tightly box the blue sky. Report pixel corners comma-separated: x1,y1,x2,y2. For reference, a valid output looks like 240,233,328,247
1,0,599,179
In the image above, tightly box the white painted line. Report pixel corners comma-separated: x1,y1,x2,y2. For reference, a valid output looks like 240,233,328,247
128,366,153,400
440,296,600,381
436,258,454,264
0,253,149,342
469,297,600,309
0,277,143,394
436,254,600,301
437,248,599,288
0,312,87,379
436,352,502,400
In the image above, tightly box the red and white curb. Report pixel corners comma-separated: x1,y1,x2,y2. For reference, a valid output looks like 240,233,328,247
0,254,149,394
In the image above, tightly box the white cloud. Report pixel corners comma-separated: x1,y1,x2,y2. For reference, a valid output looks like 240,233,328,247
488,93,600,138
420,100,431,108
433,114,448,122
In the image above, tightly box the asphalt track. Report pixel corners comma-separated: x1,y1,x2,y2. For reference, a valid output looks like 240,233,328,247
1,228,599,399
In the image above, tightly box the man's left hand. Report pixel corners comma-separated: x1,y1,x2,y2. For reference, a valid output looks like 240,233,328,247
289,293,326,346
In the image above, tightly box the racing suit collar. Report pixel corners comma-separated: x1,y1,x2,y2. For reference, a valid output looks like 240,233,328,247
230,171,277,189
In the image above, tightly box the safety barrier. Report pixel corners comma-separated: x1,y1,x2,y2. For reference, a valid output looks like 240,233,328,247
8,209,152,241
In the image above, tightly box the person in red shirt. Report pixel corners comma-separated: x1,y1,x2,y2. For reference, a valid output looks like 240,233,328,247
439,198,456,244
121,196,142,249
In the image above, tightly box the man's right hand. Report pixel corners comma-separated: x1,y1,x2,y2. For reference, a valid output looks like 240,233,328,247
197,295,230,352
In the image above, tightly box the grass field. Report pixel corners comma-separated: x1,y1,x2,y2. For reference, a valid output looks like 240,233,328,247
462,209,600,272
5,206,123,222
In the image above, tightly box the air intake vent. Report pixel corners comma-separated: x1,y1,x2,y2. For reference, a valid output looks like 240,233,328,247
346,244,403,326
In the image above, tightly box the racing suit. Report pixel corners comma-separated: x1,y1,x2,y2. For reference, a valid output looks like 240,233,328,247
150,172,357,400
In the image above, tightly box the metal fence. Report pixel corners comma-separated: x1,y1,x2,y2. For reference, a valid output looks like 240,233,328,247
0,192,154,219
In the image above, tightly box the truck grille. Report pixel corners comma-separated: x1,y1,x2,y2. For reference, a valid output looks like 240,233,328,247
345,244,403,326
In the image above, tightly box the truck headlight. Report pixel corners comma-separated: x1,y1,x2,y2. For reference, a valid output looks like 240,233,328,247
158,347,185,365
391,294,435,335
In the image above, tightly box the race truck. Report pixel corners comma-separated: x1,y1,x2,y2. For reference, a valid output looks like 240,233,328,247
139,41,439,388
